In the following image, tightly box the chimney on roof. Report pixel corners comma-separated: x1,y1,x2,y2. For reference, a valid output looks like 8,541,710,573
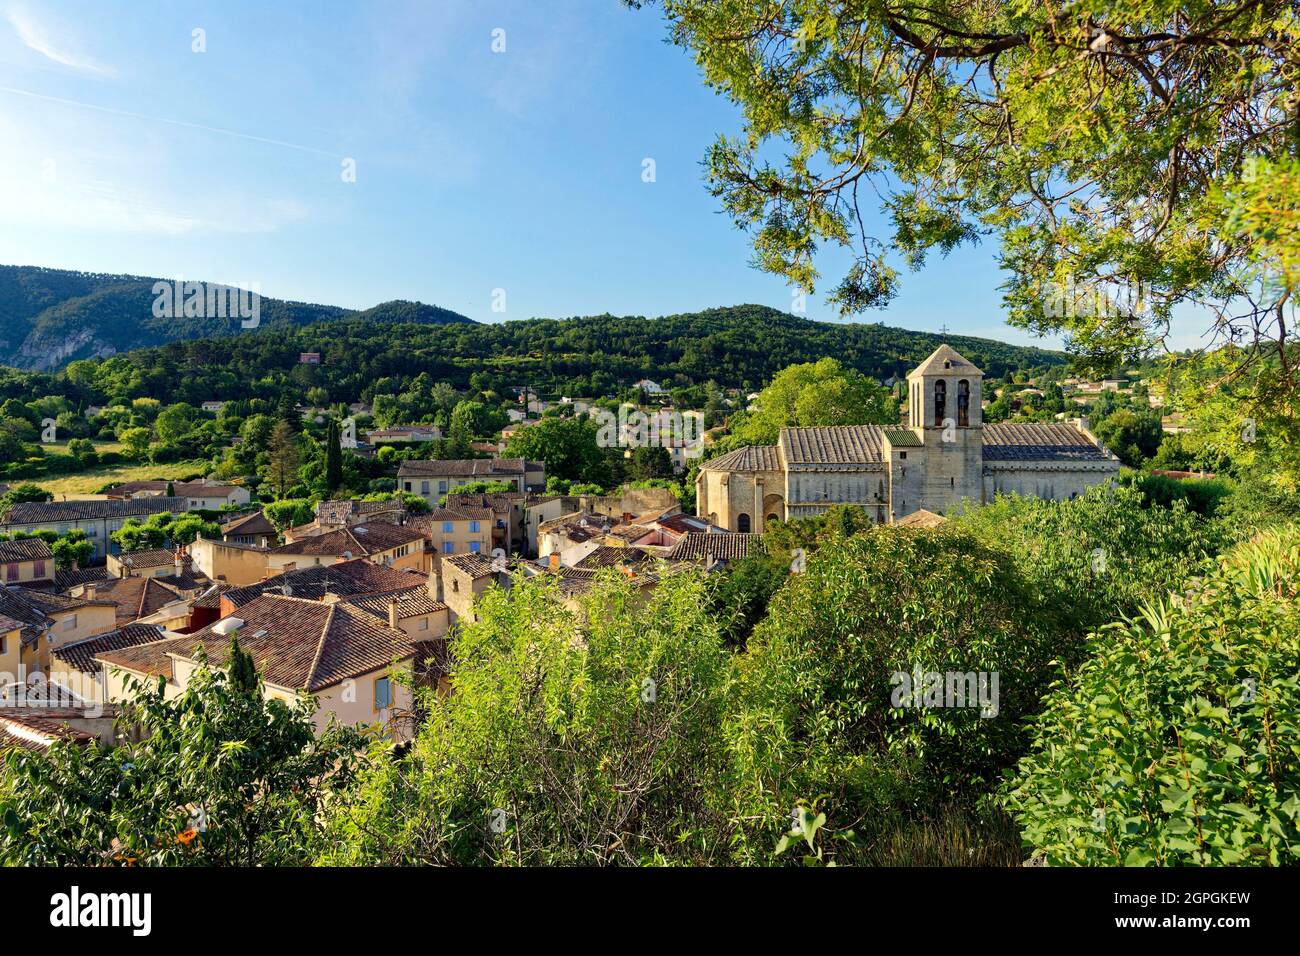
174,547,184,577
426,566,438,602
388,597,401,630
84,584,96,601
548,552,560,571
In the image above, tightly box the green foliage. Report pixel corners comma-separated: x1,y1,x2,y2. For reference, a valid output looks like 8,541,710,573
763,504,876,559
1004,526,1300,865
226,635,259,698
730,358,896,446
504,415,612,488
50,530,93,570
1091,406,1163,467
263,499,315,532
0,646,369,866
708,553,789,648
167,514,221,546
324,418,343,494
0,482,52,515
1123,472,1233,518
319,571,737,865
954,484,1226,636
438,480,515,507
111,515,169,552
735,527,1064,825
646,1,1295,378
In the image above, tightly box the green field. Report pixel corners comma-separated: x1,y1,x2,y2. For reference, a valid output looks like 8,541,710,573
19,442,210,498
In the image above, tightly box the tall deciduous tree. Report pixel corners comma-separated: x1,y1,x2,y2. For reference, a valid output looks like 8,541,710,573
265,420,301,499
640,1,1299,406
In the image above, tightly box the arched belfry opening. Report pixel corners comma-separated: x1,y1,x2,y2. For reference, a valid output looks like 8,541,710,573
933,380,946,427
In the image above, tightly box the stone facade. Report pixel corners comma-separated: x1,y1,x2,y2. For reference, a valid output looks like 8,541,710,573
697,345,1119,530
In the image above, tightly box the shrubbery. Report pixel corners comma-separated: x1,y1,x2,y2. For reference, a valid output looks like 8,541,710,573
1004,526,1300,865
0,640,368,866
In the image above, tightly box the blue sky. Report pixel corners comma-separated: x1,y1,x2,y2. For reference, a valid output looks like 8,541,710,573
0,1,1206,350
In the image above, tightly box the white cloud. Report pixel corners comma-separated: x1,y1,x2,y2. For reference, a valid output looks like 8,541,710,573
5,5,115,77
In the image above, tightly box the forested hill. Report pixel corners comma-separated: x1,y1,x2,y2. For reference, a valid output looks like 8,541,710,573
0,265,473,370
0,303,1065,409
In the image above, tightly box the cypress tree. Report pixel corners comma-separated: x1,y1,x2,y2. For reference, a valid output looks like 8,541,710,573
325,419,343,494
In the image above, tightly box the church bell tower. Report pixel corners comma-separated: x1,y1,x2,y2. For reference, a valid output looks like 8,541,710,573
901,344,984,514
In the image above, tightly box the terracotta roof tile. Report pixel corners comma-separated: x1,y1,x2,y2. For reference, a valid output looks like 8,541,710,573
0,538,53,564
1,497,185,525
701,445,781,473
51,623,168,675
780,426,886,467
98,593,415,692
982,423,1112,462
665,532,765,562
270,522,424,557
223,558,427,607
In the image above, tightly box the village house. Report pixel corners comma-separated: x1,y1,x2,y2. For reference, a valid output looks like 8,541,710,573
266,522,426,575
405,506,495,563
0,706,120,752
54,566,110,592
0,497,186,561
96,593,431,739
0,538,55,589
664,531,765,569
0,585,117,673
217,558,428,615
0,613,22,684
106,547,197,580
220,509,278,548
71,573,208,630
312,498,407,531
697,345,1120,532
397,458,546,502
48,622,169,704
104,480,250,510
339,588,450,641
537,511,621,568
365,425,442,444
439,553,509,624
443,492,528,553
188,538,270,587
523,495,578,555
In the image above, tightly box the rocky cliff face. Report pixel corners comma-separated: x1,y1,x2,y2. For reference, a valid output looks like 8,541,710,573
15,324,119,370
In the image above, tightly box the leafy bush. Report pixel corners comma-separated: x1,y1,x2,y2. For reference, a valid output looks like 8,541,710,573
954,483,1226,635
1004,525,1300,865
0,639,368,866
1124,471,1233,517
725,525,1067,861
320,570,738,865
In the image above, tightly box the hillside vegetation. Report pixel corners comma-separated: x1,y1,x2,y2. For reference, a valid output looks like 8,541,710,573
0,265,472,370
